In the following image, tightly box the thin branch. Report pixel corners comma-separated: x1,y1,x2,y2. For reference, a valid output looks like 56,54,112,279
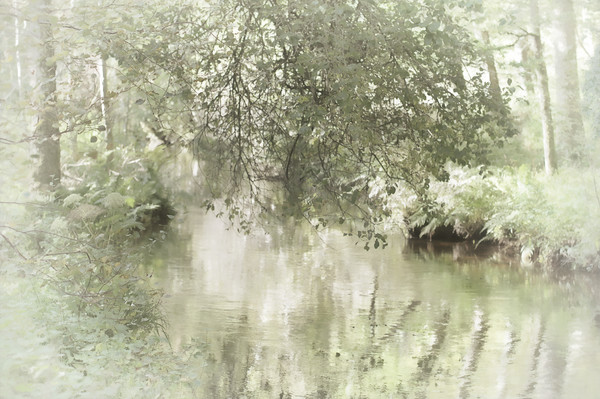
0,233,28,260
0,225,98,249
41,251,92,262
0,201,47,207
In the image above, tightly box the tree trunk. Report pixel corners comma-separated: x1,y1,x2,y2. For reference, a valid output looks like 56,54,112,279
33,0,61,189
98,54,114,167
13,0,22,99
520,40,536,98
482,31,502,106
553,0,585,160
582,45,600,138
529,0,557,175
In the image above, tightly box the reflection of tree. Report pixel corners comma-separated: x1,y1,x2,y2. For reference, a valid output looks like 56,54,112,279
412,309,451,399
522,315,545,398
195,312,254,397
494,325,519,399
379,300,421,343
369,275,379,339
532,315,568,399
458,309,489,399
539,338,567,399
295,267,337,397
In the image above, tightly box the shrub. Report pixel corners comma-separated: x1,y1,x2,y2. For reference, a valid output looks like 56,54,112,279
399,163,600,269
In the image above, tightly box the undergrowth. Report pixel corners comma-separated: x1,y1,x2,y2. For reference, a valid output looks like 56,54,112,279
395,163,600,269
14,147,178,335
0,146,193,397
0,259,201,398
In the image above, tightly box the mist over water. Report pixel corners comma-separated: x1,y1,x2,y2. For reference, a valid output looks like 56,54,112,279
149,208,600,399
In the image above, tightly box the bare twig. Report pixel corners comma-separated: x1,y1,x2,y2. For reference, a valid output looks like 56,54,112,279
0,232,28,260
0,201,47,207
0,225,98,249
41,251,93,262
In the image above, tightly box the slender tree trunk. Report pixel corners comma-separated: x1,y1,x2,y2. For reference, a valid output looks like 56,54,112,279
67,68,79,162
34,0,61,189
13,0,22,99
583,45,600,138
529,0,557,175
520,41,536,98
98,54,114,166
553,0,585,160
65,0,79,162
482,31,502,105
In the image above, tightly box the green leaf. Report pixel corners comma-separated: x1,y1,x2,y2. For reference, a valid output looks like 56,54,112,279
125,197,136,208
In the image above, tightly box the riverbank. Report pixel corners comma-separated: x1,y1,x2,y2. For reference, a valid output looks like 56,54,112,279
396,164,600,270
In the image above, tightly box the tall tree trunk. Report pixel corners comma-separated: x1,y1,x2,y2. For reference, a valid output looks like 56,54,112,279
33,0,61,189
520,41,536,98
65,0,79,162
553,0,585,160
67,70,80,162
482,30,502,105
98,54,114,167
583,44,600,139
529,0,557,175
13,0,22,99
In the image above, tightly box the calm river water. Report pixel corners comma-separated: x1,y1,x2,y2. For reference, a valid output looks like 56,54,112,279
149,208,600,399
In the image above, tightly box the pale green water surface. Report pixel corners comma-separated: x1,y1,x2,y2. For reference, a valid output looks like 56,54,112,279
149,208,600,398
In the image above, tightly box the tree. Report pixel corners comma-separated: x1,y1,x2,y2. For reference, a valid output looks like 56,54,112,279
553,0,585,160
580,0,599,139
582,45,600,139
33,0,61,189
481,30,503,106
529,0,557,174
148,0,515,233
98,52,114,167
12,0,23,99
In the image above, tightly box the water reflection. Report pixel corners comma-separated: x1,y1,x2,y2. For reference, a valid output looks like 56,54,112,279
148,209,600,398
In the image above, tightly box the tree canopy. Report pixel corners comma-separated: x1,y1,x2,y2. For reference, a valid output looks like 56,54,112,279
119,0,514,231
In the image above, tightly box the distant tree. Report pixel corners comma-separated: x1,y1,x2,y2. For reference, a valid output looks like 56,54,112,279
98,52,114,167
552,0,585,160
582,45,600,138
481,30,503,106
33,0,61,189
529,0,557,174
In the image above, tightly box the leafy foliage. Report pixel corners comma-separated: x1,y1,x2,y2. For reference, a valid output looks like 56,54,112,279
33,150,176,332
400,163,600,268
112,0,517,238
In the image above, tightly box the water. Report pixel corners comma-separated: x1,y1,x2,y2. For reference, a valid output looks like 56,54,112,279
149,208,600,398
